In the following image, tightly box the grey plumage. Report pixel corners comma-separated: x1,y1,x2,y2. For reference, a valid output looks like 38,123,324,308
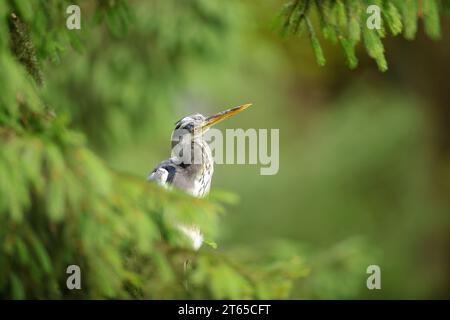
148,113,214,198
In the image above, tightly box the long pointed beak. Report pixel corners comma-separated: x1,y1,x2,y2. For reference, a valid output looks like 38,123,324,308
201,103,252,131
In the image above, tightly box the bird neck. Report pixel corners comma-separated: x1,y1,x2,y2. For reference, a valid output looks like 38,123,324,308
171,136,213,168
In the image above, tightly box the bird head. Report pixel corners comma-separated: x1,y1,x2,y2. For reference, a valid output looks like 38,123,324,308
171,103,251,146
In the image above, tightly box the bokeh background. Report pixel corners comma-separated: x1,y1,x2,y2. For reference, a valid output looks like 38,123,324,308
1,0,449,299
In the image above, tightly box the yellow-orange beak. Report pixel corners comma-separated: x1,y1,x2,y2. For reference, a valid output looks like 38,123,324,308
201,103,252,131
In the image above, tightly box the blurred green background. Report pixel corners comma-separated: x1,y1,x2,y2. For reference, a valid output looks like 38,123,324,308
1,0,449,299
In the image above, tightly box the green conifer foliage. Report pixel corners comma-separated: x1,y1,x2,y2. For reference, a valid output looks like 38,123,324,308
278,0,449,71
0,1,302,299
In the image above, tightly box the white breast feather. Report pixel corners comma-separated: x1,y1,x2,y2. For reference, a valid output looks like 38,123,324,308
148,167,169,187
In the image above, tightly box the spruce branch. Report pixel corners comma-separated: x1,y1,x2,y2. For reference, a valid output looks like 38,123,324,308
277,0,449,71
8,13,43,86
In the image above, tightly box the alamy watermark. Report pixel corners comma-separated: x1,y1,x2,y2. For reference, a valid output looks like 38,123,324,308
171,127,279,175
366,265,381,290
66,265,81,290
367,5,382,30
66,5,81,30
66,4,382,32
